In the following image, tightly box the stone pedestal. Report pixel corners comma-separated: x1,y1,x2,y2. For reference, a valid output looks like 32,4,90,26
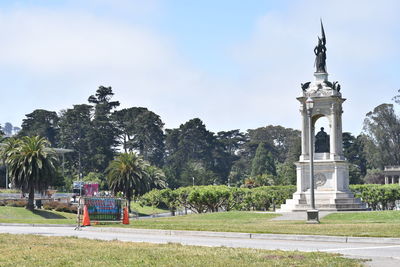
278,157,366,211
277,71,366,212
306,209,319,223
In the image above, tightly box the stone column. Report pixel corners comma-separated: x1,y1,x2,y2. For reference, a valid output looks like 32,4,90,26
392,176,395,184
336,104,344,158
385,176,389,184
330,104,337,159
300,104,308,160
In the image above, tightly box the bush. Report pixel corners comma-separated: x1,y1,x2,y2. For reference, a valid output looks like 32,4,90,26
6,200,27,207
43,201,77,213
350,184,400,210
43,201,59,210
139,185,296,214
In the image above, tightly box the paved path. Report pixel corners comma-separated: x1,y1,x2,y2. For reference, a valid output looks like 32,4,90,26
1,225,400,266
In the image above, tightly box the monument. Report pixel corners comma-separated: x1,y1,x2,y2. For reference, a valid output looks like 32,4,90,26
278,21,366,212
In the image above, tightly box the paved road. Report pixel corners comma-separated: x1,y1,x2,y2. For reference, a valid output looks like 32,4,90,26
1,225,400,266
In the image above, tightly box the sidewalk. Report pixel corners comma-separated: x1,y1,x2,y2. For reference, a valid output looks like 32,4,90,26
83,226,400,245
2,222,400,245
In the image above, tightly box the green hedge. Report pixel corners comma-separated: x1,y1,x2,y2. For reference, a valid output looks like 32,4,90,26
139,185,296,214
350,184,400,210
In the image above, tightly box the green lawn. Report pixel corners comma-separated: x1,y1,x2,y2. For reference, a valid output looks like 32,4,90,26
121,210,400,238
0,234,363,267
130,202,168,216
0,206,76,224
3,206,400,238
323,210,400,223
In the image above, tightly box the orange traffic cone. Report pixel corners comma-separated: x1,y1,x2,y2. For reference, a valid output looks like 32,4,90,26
82,205,91,226
122,207,130,225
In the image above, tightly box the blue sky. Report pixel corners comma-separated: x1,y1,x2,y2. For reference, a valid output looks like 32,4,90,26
0,0,399,135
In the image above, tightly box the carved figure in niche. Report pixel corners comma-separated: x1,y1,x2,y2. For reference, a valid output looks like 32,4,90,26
315,127,330,153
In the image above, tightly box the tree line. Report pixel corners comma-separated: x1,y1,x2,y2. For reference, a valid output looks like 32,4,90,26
1,86,400,191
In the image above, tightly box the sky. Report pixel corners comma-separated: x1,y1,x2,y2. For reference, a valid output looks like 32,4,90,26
0,0,399,135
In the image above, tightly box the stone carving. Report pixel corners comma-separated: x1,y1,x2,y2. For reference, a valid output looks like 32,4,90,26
314,20,327,73
315,127,330,153
301,82,311,91
315,173,327,187
332,81,341,92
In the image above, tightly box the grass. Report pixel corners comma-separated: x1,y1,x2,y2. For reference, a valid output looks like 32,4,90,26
0,206,76,224
130,202,168,216
117,210,400,238
2,205,400,238
323,210,400,223
0,234,363,267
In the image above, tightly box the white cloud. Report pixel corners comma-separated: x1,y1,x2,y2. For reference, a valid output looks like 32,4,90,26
0,1,399,135
228,0,400,134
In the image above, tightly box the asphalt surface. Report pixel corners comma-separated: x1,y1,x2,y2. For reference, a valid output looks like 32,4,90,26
1,225,400,266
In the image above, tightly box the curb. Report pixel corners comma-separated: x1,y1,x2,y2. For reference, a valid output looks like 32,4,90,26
0,223,75,227
84,227,400,245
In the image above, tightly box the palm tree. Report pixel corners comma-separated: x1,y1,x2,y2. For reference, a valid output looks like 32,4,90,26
6,136,58,211
146,165,167,189
107,152,150,211
0,138,20,189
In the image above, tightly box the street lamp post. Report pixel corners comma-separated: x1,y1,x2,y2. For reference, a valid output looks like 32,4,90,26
306,97,319,223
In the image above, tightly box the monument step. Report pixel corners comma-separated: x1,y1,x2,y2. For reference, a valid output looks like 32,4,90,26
286,197,363,205
277,202,367,212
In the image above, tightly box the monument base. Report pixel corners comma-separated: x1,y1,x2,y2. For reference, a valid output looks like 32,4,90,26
307,209,320,224
277,159,367,212
277,190,367,212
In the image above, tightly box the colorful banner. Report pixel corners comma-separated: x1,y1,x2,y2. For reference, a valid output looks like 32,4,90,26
84,197,122,221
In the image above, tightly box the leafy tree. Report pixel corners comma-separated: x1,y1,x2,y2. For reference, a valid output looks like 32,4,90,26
363,168,385,184
231,125,300,186
18,109,59,146
215,130,246,184
247,125,301,163
164,118,226,187
251,142,276,178
216,130,246,156
276,161,296,185
112,107,165,166
6,136,58,210
363,104,400,168
342,132,367,184
88,86,120,172
0,137,20,189
58,104,93,176
180,161,219,186
107,152,149,211
145,165,167,189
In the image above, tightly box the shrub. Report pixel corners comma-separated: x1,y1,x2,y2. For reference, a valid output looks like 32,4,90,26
350,184,400,210
139,185,296,214
43,201,59,210
43,201,77,213
6,200,27,207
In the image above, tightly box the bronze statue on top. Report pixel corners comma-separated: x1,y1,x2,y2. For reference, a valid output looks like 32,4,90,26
314,20,327,73
315,127,330,153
